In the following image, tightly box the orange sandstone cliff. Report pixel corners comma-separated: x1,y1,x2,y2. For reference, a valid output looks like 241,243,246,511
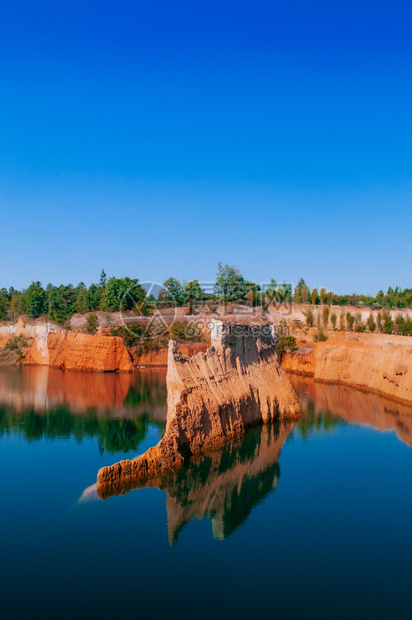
0,317,133,372
25,331,133,372
97,321,301,493
283,332,412,405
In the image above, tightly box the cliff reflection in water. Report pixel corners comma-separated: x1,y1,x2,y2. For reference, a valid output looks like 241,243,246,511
0,367,167,454
290,375,412,449
98,421,296,543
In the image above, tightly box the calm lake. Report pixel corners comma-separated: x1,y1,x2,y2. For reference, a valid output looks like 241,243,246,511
1,367,412,620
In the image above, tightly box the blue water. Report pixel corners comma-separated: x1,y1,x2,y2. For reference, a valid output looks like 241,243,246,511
1,368,412,619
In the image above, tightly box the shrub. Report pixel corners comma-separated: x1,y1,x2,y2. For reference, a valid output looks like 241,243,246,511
367,313,376,333
322,306,329,329
170,319,202,342
377,311,383,333
382,309,394,334
395,314,406,335
5,335,28,359
85,314,99,335
311,288,318,305
304,307,314,327
355,313,366,333
331,313,337,331
397,317,412,336
314,328,328,342
320,288,326,305
276,333,297,362
346,312,355,332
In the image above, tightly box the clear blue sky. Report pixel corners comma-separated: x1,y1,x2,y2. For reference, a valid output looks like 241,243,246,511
1,0,411,294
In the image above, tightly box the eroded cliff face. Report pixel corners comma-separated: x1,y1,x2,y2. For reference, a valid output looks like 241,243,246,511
0,317,133,372
283,333,412,405
25,331,133,372
97,321,301,492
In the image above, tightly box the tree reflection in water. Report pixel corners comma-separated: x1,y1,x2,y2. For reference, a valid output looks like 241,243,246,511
97,421,297,543
0,367,167,455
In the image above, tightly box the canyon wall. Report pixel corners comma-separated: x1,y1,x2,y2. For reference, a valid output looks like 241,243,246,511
0,317,133,372
283,333,412,405
25,331,133,372
97,321,301,493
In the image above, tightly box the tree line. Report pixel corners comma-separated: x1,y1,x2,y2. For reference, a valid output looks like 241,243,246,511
1,264,411,324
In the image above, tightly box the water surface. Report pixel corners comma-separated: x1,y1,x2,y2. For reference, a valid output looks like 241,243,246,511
1,367,412,620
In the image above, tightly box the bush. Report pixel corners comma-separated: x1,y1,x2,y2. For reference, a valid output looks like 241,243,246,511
322,306,329,329
331,313,337,331
367,313,376,333
5,335,28,359
304,308,314,327
346,312,355,332
85,314,99,335
111,322,168,355
397,318,412,336
355,313,366,333
170,319,202,342
377,312,383,333
276,333,297,362
314,328,328,342
382,309,394,334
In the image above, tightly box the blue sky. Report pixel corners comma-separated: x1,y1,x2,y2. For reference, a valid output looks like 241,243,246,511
1,0,411,294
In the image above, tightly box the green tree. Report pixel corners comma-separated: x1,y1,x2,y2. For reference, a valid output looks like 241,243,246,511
104,277,146,312
382,308,394,334
181,280,204,306
0,288,9,321
355,314,366,332
322,306,329,329
331,312,337,331
75,282,88,313
161,277,182,304
215,263,259,304
367,313,376,333
99,269,107,289
85,314,99,334
346,312,355,332
304,307,314,327
395,314,405,335
46,284,77,324
376,311,383,333
301,284,309,304
294,278,307,303
23,282,47,319
311,288,318,305
276,333,297,362
86,283,103,312
320,288,326,305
